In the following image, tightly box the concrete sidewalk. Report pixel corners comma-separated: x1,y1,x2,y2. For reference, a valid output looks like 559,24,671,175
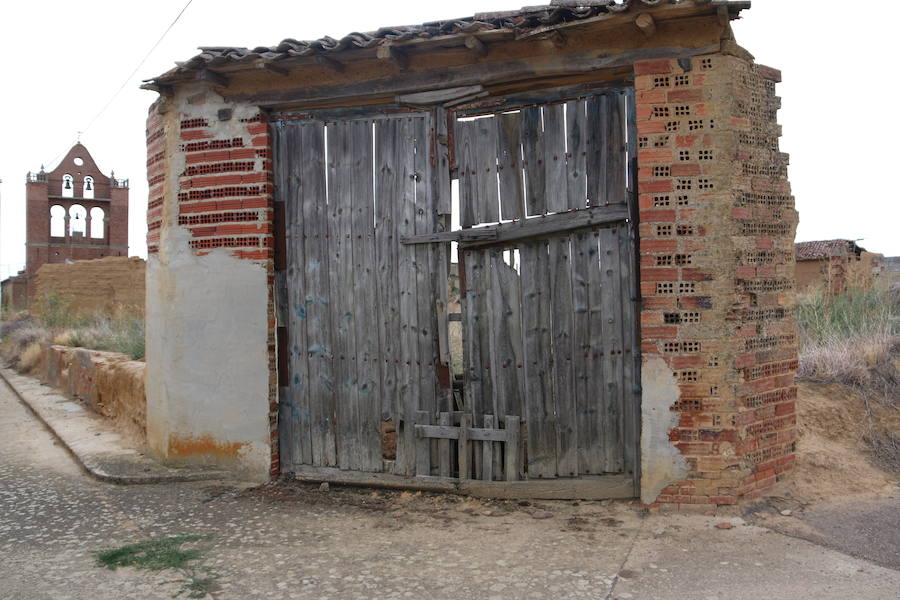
0,367,227,484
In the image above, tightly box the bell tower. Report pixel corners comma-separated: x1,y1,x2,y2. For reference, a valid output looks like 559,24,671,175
21,143,129,302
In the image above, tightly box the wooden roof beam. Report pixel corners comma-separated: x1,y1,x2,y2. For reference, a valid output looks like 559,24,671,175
377,45,409,69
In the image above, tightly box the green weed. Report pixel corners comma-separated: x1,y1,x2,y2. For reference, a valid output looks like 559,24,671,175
95,535,219,598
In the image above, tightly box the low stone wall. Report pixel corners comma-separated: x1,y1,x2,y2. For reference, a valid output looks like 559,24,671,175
36,344,146,442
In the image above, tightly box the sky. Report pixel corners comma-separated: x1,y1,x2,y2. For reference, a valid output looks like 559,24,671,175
0,0,897,281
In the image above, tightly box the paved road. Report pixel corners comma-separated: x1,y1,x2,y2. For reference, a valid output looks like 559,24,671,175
1,380,898,599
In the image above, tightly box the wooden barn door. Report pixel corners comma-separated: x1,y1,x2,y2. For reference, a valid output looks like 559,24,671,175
274,111,451,476
449,89,641,491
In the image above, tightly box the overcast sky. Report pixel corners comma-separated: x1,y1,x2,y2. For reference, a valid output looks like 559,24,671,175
0,0,896,281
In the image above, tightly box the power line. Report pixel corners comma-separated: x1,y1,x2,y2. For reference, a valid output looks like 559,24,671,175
43,0,195,168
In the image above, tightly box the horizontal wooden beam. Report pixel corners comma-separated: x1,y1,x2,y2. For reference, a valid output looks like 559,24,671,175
227,44,719,108
289,465,635,499
635,13,656,38
315,55,345,72
464,35,487,58
415,423,511,442
255,60,288,76
396,85,484,106
401,204,630,248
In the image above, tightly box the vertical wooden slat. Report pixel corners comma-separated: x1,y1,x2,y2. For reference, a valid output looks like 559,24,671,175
504,415,521,481
605,93,627,206
618,223,640,484
374,118,400,427
438,412,451,477
434,107,453,216
521,241,557,478
565,99,587,210
482,414,495,481
474,116,500,224
432,108,454,415
413,116,438,422
326,120,359,471
415,410,431,477
349,118,381,472
543,103,568,213
496,112,524,221
521,106,546,216
458,413,472,480
586,94,609,207
396,117,420,476
275,126,296,469
599,225,624,473
463,252,491,419
487,250,524,420
456,120,477,227
582,231,606,474
298,122,337,468
549,235,577,477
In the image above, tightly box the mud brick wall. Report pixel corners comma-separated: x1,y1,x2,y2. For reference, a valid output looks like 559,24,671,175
143,89,277,480
33,256,146,316
635,54,798,511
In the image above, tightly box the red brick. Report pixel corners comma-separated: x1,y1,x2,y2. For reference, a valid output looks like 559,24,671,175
637,120,668,134
639,179,673,193
637,89,667,104
643,326,678,339
634,59,672,75
681,269,712,282
640,209,676,223
758,65,782,82
638,149,673,164
641,267,678,281
641,239,678,252
667,89,703,103
671,163,701,177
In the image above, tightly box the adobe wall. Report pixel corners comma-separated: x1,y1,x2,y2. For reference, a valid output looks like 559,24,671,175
35,344,146,443
32,256,146,316
144,87,275,481
635,53,798,511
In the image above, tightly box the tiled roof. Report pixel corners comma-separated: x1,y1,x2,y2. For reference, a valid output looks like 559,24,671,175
147,1,748,84
796,240,866,261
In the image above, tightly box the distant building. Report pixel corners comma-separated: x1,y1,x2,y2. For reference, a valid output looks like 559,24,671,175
0,143,129,312
795,239,882,293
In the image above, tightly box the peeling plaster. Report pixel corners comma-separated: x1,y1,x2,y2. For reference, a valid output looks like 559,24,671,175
640,356,689,504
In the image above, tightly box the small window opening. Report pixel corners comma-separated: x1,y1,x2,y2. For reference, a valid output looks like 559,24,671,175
50,205,66,237
90,207,105,238
69,204,87,237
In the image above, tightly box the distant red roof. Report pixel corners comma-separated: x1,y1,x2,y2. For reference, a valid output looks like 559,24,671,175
796,240,866,261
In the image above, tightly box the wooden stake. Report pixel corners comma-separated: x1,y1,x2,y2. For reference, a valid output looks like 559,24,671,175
464,35,487,58
377,45,409,69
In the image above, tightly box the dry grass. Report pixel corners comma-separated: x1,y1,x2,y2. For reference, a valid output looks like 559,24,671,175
796,283,900,472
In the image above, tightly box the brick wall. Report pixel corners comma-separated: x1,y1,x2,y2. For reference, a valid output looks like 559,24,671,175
145,96,279,476
635,54,798,511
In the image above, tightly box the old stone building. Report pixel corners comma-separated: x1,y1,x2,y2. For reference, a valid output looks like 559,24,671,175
795,239,882,293
0,143,130,312
143,0,798,511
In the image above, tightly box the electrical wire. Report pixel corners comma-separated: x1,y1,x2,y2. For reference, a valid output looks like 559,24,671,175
42,0,195,169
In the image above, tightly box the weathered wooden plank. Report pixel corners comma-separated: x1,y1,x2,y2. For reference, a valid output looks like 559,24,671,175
496,112,525,221
487,251,524,420
521,106,546,216
599,225,625,473
482,414,495,481
542,103,568,213
473,116,500,224
459,205,629,249
402,204,628,247
521,241,557,478
230,45,721,108
438,412,451,477
299,121,337,468
456,120,478,227
565,99,587,210
463,252,491,419
349,118,381,472
414,424,511,442
282,124,313,468
413,115,439,424
618,223,640,489
415,410,431,477
605,92,627,205
586,93,609,207
434,107,453,216
374,118,401,427
549,235,578,477
504,415,521,481
396,85,484,105
579,231,605,474
396,117,420,476
579,231,609,475
290,466,635,499
458,413,472,480
326,120,360,471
